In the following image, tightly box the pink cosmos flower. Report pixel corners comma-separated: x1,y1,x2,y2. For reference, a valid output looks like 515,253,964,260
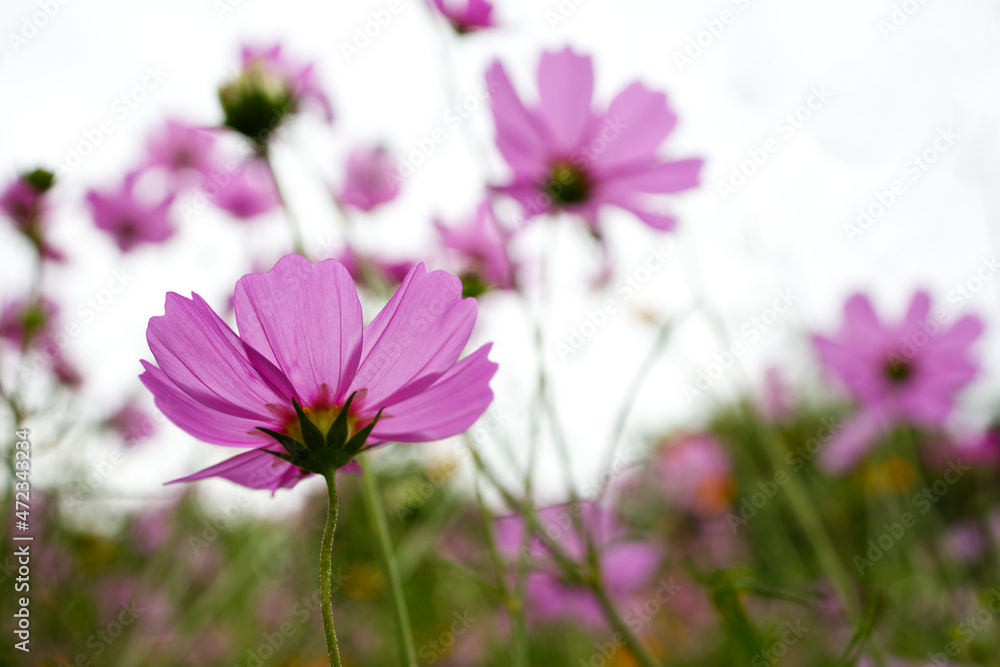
143,120,218,182
496,503,660,628
813,291,983,473
488,48,702,231
430,0,495,34
1,298,83,388
86,172,176,252
435,201,515,295
337,146,401,212
924,428,1000,469
0,297,58,349
657,434,733,517
140,255,496,494
1,171,64,261
208,158,280,220
240,43,333,122
104,398,157,447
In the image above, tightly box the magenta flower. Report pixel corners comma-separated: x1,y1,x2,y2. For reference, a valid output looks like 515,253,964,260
435,201,515,296
488,48,702,231
813,291,983,472
430,0,495,33
140,255,496,493
657,434,733,517
336,146,400,212
219,43,332,145
208,158,279,220
144,120,218,182
86,172,176,252
496,503,660,628
104,398,156,447
0,297,58,349
925,428,1000,469
1,170,64,261
242,44,333,122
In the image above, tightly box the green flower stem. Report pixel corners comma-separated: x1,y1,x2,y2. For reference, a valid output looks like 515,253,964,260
320,469,344,667
751,415,861,624
590,577,661,667
359,455,418,667
467,442,660,666
262,151,306,257
471,475,529,667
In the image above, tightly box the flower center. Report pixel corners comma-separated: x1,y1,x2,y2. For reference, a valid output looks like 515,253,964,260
542,161,590,205
883,357,913,385
281,402,356,442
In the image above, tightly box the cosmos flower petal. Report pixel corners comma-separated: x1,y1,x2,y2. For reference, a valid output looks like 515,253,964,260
139,361,273,447
537,48,594,153
590,82,677,171
370,344,497,442
819,408,890,473
901,290,931,331
350,263,476,408
487,62,550,179
841,293,883,343
594,190,677,231
234,255,364,404
603,158,703,194
166,448,311,493
147,292,289,417
935,314,985,349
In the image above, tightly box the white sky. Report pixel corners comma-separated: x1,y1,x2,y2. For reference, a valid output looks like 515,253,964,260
2,0,1000,526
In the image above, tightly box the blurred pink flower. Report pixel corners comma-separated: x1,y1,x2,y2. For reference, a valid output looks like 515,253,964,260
105,398,157,447
435,201,516,294
241,43,333,122
760,365,794,421
488,48,702,231
208,158,279,220
496,503,660,629
140,255,496,493
337,146,400,212
334,245,415,292
86,172,176,252
925,428,1000,469
1,171,64,261
143,120,218,182
0,297,57,348
813,291,983,472
430,0,495,33
657,434,733,517
131,505,174,555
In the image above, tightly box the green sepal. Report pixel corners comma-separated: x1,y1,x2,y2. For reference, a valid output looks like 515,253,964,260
327,391,357,449
291,397,325,451
256,394,384,476
256,427,308,460
344,408,383,457
259,448,295,465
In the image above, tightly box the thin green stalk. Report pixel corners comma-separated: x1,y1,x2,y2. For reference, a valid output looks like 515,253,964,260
467,441,659,665
591,581,661,667
595,316,681,504
750,412,861,623
359,455,418,666
471,474,529,667
320,469,343,667
262,151,306,256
